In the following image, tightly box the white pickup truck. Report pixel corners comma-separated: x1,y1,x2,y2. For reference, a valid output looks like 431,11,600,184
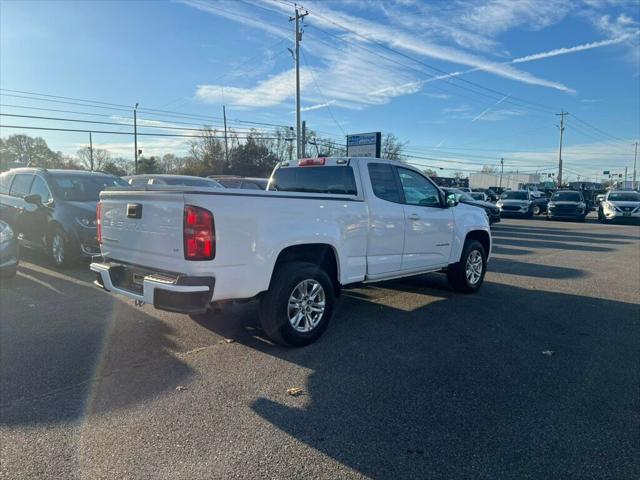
91,157,491,346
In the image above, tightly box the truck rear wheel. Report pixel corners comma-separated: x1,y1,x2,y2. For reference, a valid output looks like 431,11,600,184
259,262,335,347
447,239,487,293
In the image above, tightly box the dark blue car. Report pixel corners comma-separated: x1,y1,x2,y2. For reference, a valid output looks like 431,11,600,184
0,168,128,267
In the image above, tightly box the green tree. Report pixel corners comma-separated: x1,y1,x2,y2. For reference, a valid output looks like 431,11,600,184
228,134,279,177
138,156,161,174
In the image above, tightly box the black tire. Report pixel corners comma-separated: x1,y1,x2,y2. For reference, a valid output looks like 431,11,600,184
48,226,72,268
447,239,487,294
532,205,541,215
259,261,335,347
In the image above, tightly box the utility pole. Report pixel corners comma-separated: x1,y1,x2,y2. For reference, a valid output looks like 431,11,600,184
134,103,139,174
556,111,568,186
624,166,628,187
223,105,229,164
301,120,307,158
499,157,504,188
287,127,294,162
89,132,94,171
290,5,308,159
633,141,638,190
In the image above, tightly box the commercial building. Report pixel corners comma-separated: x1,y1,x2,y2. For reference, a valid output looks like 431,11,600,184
469,172,541,190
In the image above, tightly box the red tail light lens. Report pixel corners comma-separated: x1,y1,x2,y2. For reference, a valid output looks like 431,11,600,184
298,157,326,166
96,202,102,243
183,205,215,261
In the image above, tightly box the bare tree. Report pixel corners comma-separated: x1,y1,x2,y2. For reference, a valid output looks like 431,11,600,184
381,133,407,161
481,165,498,174
76,147,110,170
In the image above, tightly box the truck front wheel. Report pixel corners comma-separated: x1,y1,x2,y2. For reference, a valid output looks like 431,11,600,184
447,239,487,293
260,261,335,347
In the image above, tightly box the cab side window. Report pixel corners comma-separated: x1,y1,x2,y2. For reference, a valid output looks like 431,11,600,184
397,168,441,207
368,163,401,203
9,174,33,198
30,176,53,203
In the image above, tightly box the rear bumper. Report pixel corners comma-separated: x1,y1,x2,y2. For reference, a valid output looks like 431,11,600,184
90,259,214,314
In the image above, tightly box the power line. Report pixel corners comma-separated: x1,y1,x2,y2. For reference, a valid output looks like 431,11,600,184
0,124,283,140
0,90,292,129
299,47,346,135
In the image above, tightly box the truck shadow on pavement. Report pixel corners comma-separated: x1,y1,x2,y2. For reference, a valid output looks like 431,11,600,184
0,258,194,427
196,274,640,479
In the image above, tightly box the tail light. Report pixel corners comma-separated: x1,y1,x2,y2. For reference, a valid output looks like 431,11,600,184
96,202,102,243
184,205,215,261
298,157,326,166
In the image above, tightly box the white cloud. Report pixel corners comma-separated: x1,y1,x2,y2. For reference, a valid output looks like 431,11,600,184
196,69,313,108
512,32,639,63
299,101,336,112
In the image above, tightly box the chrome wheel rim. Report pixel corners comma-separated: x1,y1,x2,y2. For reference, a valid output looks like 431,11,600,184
533,205,540,215
288,279,326,333
52,234,64,264
465,250,483,285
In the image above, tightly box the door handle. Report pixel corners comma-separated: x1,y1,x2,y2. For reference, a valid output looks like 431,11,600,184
408,213,421,220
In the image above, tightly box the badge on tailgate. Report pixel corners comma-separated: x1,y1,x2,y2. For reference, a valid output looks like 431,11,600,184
127,203,142,219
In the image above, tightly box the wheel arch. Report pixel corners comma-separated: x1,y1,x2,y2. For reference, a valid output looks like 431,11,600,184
465,230,491,260
271,243,341,296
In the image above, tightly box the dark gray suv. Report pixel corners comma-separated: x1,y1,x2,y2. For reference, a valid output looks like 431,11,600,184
0,168,128,267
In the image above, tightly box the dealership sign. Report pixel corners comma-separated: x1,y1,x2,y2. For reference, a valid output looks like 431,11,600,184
346,132,381,158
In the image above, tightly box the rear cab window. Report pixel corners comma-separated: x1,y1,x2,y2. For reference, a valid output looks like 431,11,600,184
269,164,357,195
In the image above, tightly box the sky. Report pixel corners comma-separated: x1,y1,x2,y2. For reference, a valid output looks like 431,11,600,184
1,0,639,181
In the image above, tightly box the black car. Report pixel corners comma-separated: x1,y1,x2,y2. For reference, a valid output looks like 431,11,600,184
0,168,128,267
0,220,18,277
209,176,269,190
444,188,501,224
546,190,588,222
124,174,223,188
531,196,549,215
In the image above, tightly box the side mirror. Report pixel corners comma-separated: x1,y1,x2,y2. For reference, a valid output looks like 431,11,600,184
446,193,459,208
24,193,42,206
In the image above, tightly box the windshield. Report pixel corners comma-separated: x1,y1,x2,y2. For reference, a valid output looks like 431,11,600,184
501,191,528,200
160,177,221,187
50,174,128,201
469,193,484,200
552,191,583,202
608,192,640,201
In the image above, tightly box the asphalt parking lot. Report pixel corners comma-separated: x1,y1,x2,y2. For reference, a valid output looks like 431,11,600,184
1,215,639,479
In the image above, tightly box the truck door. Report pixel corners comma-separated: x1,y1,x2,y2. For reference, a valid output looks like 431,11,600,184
396,167,454,270
364,163,405,276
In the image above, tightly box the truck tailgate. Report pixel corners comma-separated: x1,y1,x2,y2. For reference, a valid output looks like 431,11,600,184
100,190,186,272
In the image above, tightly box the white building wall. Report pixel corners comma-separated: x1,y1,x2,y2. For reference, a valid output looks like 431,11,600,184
469,172,541,190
